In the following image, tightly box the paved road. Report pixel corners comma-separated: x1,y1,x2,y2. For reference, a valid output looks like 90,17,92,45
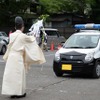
0,50,100,100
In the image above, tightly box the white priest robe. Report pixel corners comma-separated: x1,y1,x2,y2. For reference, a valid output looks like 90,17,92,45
1,30,46,95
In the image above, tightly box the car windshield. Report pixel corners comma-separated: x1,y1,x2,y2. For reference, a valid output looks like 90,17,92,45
0,32,8,37
63,34,100,48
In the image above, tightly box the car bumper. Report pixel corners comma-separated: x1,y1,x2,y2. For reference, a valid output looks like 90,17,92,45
53,60,95,74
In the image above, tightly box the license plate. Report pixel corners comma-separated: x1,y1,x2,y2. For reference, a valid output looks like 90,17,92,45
62,64,72,70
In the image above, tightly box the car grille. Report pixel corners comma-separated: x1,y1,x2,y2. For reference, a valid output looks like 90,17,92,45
60,53,86,64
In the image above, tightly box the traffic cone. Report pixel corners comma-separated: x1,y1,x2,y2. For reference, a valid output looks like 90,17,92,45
57,43,62,50
50,42,54,51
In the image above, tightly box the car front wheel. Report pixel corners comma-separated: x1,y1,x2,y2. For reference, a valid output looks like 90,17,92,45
1,45,6,55
93,61,100,78
53,65,63,77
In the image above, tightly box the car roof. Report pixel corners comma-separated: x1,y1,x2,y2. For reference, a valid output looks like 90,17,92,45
74,30,100,35
41,28,58,31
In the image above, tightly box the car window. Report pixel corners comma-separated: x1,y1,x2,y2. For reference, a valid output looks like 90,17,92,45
63,35,100,48
45,30,59,36
91,36,99,44
2,32,8,37
0,32,7,37
0,32,3,36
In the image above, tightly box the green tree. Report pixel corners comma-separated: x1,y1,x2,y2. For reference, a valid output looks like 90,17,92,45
90,0,100,23
39,0,95,16
0,0,31,26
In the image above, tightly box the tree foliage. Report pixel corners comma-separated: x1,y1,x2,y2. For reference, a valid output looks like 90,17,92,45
0,0,99,26
0,0,31,26
90,0,100,23
39,0,96,16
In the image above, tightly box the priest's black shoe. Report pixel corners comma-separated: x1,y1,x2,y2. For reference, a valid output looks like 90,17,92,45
10,93,26,98
10,95,17,98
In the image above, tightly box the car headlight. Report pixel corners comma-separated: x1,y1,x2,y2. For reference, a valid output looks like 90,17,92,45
54,51,60,61
85,52,94,62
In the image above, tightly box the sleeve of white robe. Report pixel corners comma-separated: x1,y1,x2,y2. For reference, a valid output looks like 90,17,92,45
23,35,46,70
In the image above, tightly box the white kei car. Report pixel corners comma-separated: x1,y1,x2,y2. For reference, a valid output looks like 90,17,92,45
53,24,100,78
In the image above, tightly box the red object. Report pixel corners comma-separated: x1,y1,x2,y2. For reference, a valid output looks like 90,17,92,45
57,44,62,50
9,30,12,37
50,42,54,51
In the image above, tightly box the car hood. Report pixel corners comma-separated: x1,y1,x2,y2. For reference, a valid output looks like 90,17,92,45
58,47,96,54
